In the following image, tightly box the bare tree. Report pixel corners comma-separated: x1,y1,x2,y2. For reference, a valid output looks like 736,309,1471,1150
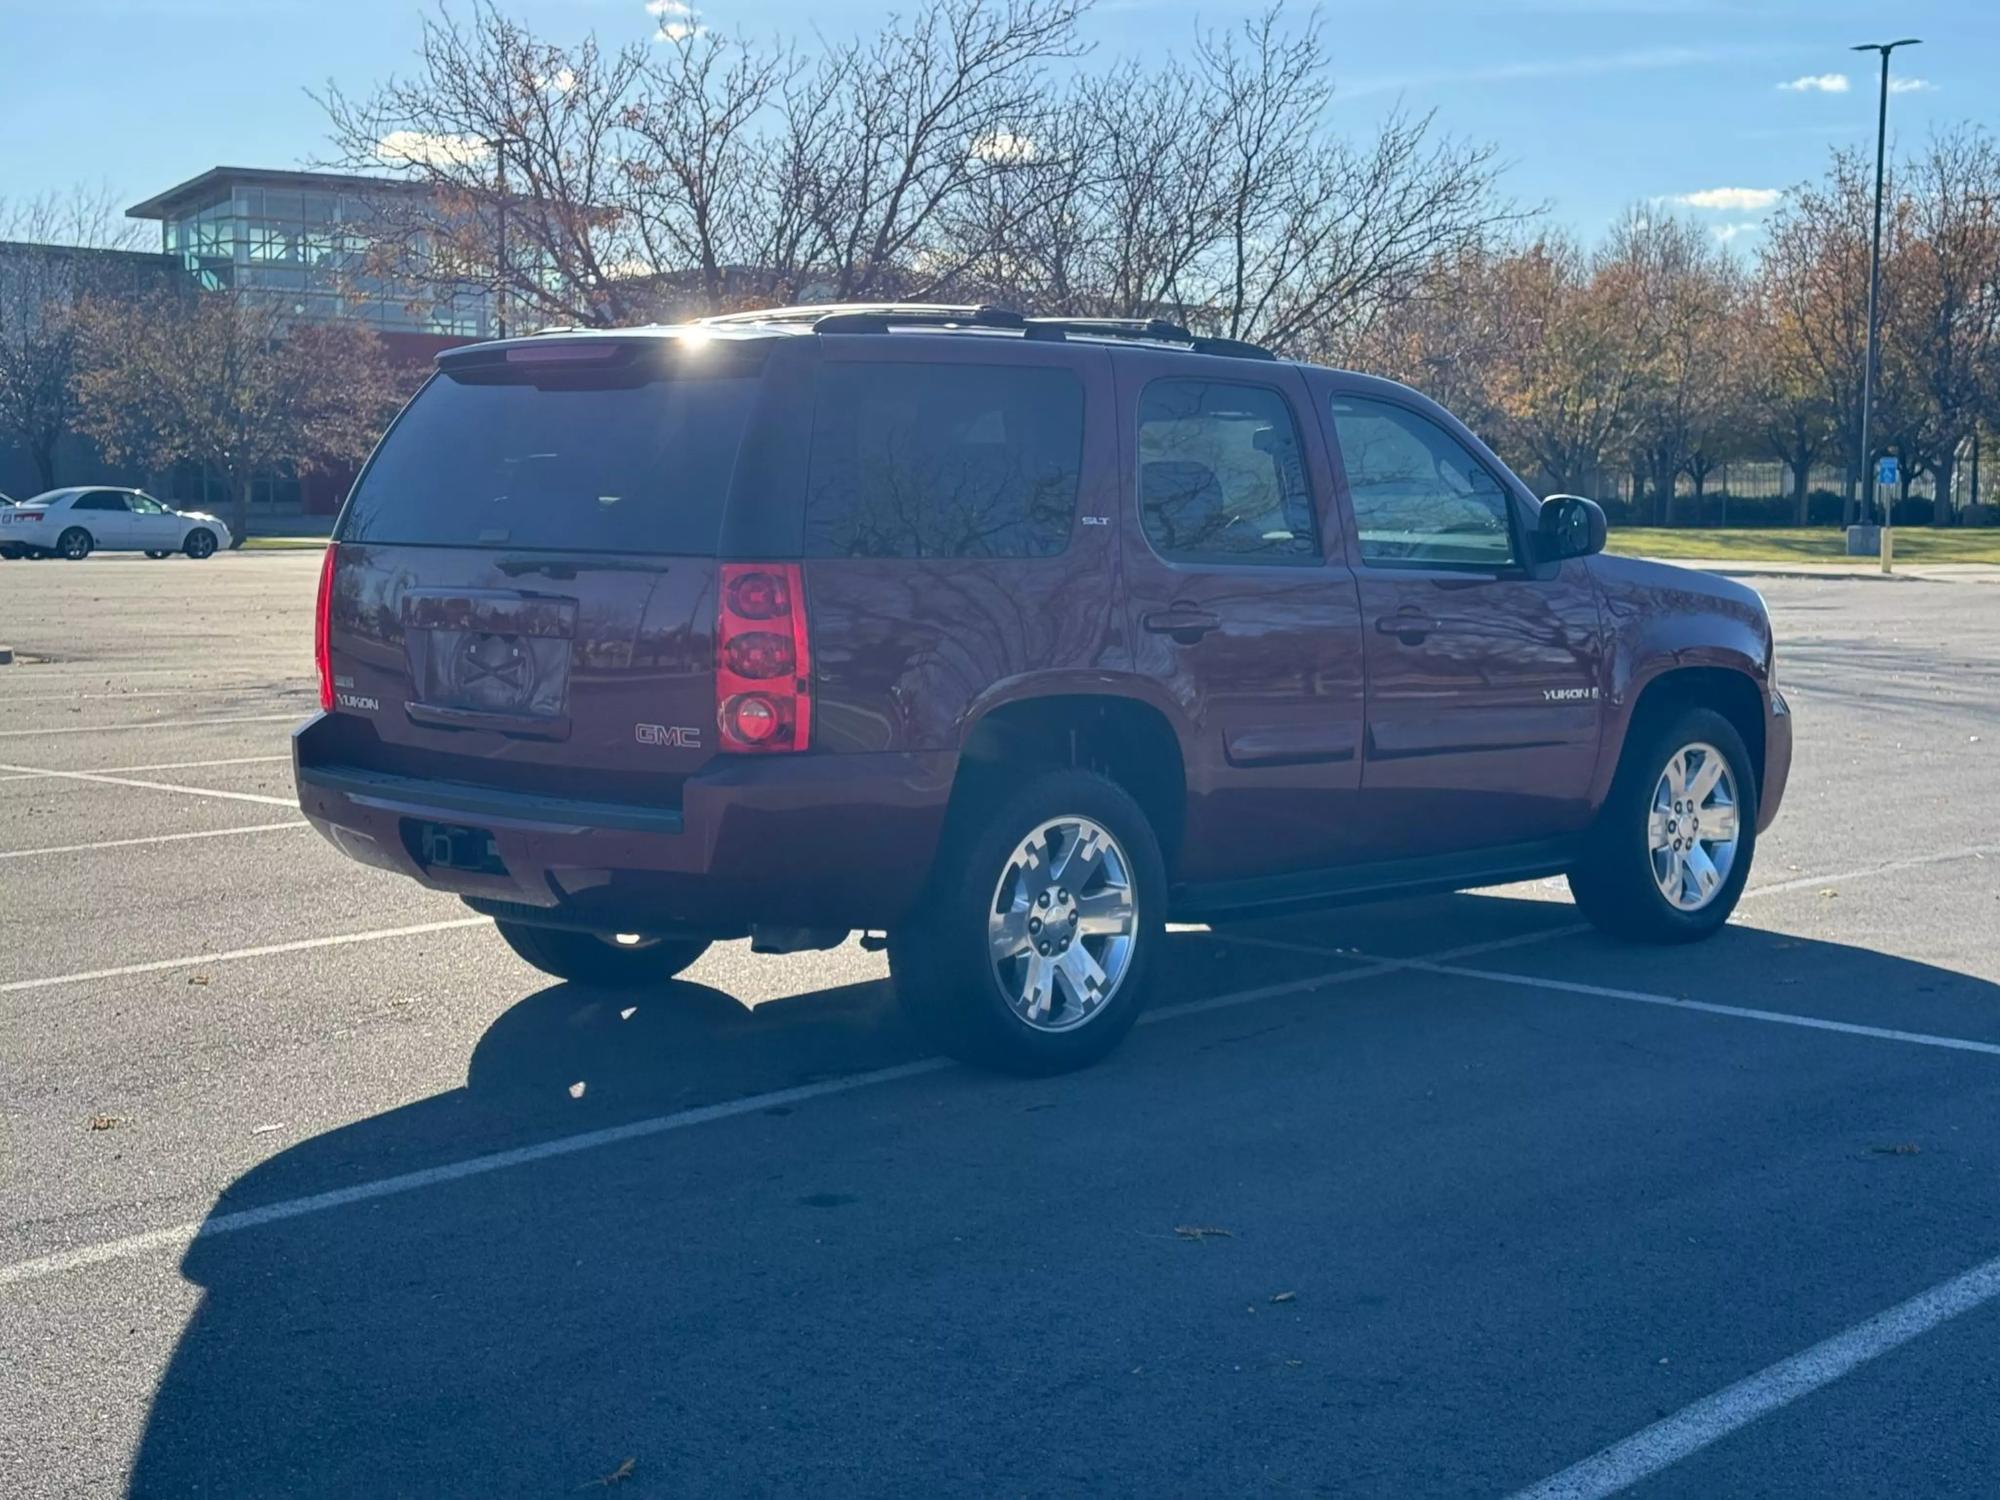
318,3,653,329
0,187,162,490
75,290,396,542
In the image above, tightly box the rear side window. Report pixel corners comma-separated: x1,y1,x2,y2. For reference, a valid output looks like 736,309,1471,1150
340,368,759,554
1137,380,1317,564
804,361,1082,559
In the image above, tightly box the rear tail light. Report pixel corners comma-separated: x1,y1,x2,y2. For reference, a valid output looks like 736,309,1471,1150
717,563,811,753
314,544,337,711
12,511,43,522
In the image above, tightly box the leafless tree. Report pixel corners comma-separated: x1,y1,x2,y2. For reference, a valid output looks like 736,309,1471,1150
0,186,161,490
75,289,397,542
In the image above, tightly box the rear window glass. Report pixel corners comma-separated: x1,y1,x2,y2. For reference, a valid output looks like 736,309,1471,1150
339,367,759,553
804,361,1082,559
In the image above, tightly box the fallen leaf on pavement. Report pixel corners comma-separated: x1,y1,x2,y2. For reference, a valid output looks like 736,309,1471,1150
1871,1143,1920,1156
1270,1291,1296,1304
1174,1225,1233,1241
580,1458,636,1489
187,974,211,986
87,1114,121,1131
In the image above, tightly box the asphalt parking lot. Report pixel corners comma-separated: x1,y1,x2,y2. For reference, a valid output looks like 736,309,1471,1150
2,551,1998,1497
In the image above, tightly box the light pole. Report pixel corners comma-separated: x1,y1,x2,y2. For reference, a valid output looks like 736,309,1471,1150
1852,37,1919,550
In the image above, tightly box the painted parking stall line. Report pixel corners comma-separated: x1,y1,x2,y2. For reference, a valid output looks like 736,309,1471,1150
0,821,309,862
1397,959,2000,1060
0,762,297,808
1508,1251,2000,1500
0,916,490,996
0,755,290,783
0,712,301,738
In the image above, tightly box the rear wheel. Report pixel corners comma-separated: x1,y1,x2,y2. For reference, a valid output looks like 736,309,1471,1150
494,921,710,988
890,769,1164,1074
1568,706,1756,942
184,529,217,559
57,527,91,560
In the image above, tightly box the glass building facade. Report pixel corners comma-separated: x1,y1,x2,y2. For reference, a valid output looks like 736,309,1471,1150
139,170,495,338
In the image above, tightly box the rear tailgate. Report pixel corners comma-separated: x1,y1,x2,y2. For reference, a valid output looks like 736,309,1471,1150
310,335,781,804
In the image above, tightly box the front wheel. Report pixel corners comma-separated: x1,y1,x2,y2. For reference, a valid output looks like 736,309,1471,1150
494,921,710,988
57,527,92,560
184,529,218,559
890,769,1166,1074
1568,706,1757,943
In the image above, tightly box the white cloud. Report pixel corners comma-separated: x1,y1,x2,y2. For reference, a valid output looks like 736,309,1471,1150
972,130,1038,164
537,67,577,94
1779,73,1850,93
1890,77,1935,94
1676,186,1782,212
648,1,703,40
375,131,491,169
1713,222,1762,244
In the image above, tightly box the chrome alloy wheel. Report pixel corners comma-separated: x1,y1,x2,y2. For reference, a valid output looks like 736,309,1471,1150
987,816,1139,1032
1649,741,1742,912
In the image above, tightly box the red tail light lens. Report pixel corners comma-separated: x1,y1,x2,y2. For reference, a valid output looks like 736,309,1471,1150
717,563,810,752
314,544,337,711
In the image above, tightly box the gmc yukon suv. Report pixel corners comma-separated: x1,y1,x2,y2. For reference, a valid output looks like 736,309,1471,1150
296,304,1792,1073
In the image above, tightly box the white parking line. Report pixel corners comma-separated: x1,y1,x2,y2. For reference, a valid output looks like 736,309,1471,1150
0,754,289,783
0,916,489,996
0,1059,953,1290
0,762,296,807
1508,1250,2000,1500
0,688,310,704
1398,959,2000,1059
0,713,300,738
0,954,1403,1289
0,821,308,861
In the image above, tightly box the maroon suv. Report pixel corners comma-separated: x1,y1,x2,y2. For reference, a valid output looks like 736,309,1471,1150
296,304,1791,1072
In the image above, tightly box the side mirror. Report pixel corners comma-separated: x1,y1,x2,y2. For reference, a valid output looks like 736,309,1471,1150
1538,495,1607,563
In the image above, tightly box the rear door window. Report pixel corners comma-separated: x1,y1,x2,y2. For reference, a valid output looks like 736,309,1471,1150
1137,380,1318,564
804,361,1082,558
339,364,761,554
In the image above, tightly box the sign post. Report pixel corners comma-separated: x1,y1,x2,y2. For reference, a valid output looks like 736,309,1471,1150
1877,456,1899,574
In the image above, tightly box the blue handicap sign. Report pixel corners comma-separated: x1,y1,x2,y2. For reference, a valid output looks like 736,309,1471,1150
1877,455,1900,488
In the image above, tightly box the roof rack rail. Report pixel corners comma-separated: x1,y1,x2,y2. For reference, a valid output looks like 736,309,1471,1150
699,303,1026,332
697,302,1276,359
1023,317,1276,361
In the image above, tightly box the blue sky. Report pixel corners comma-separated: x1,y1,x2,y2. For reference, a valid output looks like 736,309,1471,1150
2,0,1990,251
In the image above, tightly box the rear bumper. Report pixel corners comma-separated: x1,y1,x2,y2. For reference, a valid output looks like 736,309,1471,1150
293,713,955,933
1757,689,1793,834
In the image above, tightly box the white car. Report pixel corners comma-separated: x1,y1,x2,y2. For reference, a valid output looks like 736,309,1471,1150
0,488,233,560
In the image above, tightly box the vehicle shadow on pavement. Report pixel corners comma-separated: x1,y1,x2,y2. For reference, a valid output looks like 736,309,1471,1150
125,898,2000,1497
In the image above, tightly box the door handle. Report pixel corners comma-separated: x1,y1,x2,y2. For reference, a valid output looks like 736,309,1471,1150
1376,613,1438,643
1143,607,1221,644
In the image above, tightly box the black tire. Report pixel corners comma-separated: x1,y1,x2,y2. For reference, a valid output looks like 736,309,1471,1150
56,527,92,560
184,529,217,559
0,545,23,560
889,768,1167,1075
494,921,710,988
1568,705,1757,943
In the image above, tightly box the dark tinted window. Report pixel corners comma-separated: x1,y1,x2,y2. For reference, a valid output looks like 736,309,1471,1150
74,492,129,512
1137,380,1317,563
340,368,759,553
1330,397,1516,568
804,362,1081,559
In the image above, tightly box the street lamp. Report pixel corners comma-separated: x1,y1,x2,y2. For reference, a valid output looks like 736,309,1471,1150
1852,37,1920,541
